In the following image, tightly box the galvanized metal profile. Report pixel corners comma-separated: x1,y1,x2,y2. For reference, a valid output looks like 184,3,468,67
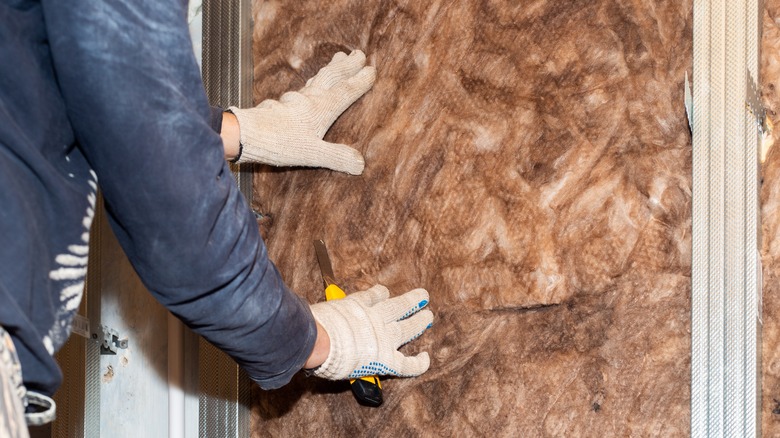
199,0,254,436
82,198,103,438
202,0,255,201
691,0,763,436
49,196,104,438
197,342,251,437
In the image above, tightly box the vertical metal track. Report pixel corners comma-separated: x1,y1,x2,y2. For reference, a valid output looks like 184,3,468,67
746,2,764,437
83,197,103,438
691,0,763,436
202,0,255,201
199,0,253,436
49,196,104,438
197,342,251,437
50,324,86,437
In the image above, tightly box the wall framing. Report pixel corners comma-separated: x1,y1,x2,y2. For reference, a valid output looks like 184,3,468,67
197,0,254,436
691,0,764,436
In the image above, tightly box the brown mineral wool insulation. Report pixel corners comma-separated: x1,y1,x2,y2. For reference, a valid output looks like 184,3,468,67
248,0,693,436
763,1,780,434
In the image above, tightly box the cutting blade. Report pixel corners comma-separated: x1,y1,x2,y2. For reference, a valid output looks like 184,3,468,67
313,239,337,286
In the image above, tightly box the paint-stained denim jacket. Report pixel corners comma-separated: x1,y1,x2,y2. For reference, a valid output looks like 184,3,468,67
0,0,316,396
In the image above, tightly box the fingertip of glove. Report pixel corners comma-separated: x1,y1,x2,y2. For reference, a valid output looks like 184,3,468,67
332,51,349,62
347,167,365,176
404,288,430,307
419,309,434,326
331,50,366,74
348,49,367,64
314,140,364,175
404,309,433,338
340,146,364,175
347,155,365,175
414,351,431,375
348,284,390,307
395,350,431,377
368,284,391,299
334,149,365,175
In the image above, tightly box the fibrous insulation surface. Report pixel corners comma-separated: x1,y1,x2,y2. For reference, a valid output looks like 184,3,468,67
249,1,694,436
762,0,780,433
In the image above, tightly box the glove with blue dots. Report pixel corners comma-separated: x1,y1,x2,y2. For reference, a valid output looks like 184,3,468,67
310,285,433,380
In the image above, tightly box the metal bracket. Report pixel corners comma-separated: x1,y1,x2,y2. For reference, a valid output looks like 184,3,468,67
96,324,128,355
746,70,766,135
70,313,91,339
685,71,693,133
684,71,772,136
685,70,768,137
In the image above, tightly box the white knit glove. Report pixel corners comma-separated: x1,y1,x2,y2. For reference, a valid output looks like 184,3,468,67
228,50,375,175
310,285,433,380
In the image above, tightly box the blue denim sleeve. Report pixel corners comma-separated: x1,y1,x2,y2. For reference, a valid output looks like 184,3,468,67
39,0,316,389
209,106,224,134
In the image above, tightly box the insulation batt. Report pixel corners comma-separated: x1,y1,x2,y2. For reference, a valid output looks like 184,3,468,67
248,0,695,436
763,0,780,434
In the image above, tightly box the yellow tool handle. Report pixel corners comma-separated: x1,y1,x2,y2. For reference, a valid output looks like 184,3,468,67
325,283,347,301
324,284,383,391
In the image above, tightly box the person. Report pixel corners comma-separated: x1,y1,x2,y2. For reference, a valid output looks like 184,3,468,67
0,1,433,435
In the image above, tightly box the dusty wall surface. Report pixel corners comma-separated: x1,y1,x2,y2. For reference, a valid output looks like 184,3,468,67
248,1,694,436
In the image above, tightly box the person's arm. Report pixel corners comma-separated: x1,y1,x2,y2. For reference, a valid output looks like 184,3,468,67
41,0,315,389
221,111,241,162
202,106,239,161
41,0,433,386
304,322,330,369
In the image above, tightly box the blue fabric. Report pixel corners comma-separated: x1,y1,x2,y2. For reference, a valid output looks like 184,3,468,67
0,0,316,394
209,106,224,134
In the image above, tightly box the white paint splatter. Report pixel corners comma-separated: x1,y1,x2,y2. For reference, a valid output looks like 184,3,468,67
49,267,88,281
68,244,89,256
55,254,88,267
44,170,98,353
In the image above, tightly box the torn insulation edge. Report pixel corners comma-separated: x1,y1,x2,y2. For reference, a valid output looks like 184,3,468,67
763,115,775,164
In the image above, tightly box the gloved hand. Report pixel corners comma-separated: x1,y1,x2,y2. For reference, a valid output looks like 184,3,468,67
310,285,433,380
228,50,375,175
